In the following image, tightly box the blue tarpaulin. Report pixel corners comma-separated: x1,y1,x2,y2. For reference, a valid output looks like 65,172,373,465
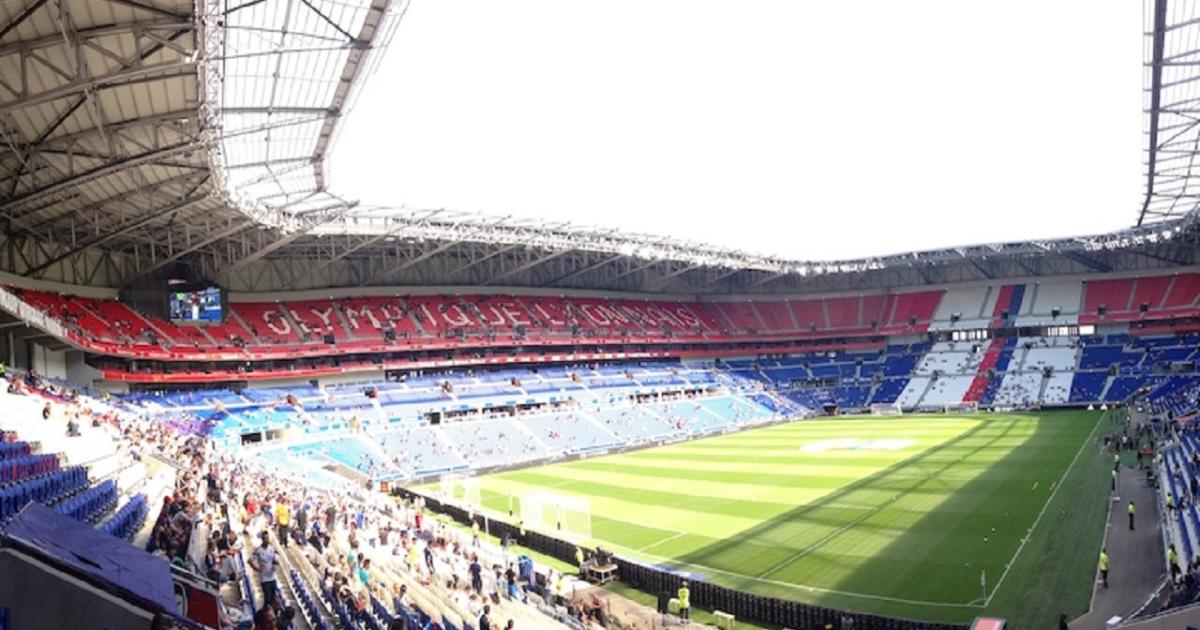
1,502,176,612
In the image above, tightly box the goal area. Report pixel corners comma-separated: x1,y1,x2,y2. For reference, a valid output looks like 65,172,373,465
869,402,903,416
437,474,481,510
518,491,593,541
942,401,979,414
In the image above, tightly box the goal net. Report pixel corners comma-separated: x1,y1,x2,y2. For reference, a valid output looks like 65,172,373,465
943,401,980,414
438,474,481,510
869,402,903,416
519,491,592,541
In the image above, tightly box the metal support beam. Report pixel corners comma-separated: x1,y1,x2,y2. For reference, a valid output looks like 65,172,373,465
281,229,402,289
358,241,458,286
102,0,190,20
700,268,746,290
128,220,257,281
215,204,356,279
25,194,207,276
749,270,787,288
645,262,703,287
298,0,356,42
0,19,191,58
965,258,995,280
23,171,203,232
1140,0,1170,226
1134,246,1191,266
1062,250,1112,273
482,249,571,286
0,0,50,43
0,142,198,217
222,106,338,115
449,243,521,278
0,60,196,117
606,259,662,285
543,253,625,287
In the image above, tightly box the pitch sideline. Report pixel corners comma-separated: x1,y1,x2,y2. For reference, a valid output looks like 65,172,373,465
984,410,1108,606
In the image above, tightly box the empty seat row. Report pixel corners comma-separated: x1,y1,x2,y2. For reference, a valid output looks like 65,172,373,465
0,454,59,484
56,479,118,524
100,493,149,540
287,570,330,630
0,441,31,460
0,466,88,520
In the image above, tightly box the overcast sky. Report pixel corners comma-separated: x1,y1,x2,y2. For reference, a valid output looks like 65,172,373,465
330,1,1144,262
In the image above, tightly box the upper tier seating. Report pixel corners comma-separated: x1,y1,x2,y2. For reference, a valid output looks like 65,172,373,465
1024,281,1084,319
1,287,941,367
1081,273,1200,324
932,286,993,328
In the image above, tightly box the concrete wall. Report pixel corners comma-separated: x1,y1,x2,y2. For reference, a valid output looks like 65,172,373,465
29,344,66,380
0,331,27,371
65,351,104,388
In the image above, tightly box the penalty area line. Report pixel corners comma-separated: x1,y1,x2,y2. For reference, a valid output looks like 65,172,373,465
638,530,690,552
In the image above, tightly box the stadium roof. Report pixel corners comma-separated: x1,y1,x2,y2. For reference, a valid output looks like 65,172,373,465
0,0,1198,295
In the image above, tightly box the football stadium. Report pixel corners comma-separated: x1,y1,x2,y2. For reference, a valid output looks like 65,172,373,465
0,1,1198,629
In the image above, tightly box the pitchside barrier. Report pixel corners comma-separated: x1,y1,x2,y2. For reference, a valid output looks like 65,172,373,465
397,489,968,630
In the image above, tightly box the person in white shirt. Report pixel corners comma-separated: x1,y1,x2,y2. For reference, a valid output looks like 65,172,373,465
249,531,278,611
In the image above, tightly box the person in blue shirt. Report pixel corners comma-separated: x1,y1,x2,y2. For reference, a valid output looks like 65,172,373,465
358,558,371,587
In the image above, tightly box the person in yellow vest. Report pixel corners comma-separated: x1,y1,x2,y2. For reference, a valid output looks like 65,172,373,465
1168,493,1176,511
575,546,585,575
554,571,566,606
472,519,481,547
1099,548,1109,588
1169,544,1181,579
678,580,690,621
275,497,291,547
1128,501,1136,530
406,542,419,573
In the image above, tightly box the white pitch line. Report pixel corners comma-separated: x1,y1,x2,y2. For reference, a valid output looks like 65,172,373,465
638,530,690,552
984,411,1107,606
756,502,886,580
612,539,982,609
471,490,979,609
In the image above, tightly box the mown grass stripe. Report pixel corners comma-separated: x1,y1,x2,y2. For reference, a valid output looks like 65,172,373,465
466,411,1104,625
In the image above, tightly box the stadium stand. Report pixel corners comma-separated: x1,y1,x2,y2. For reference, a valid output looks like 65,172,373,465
8,0,1200,626
0,286,947,367
1081,273,1200,324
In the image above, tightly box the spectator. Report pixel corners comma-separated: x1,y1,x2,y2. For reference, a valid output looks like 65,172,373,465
249,531,279,611
479,604,492,630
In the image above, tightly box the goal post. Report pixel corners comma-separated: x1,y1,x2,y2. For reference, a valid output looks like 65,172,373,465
942,401,979,414
519,491,592,541
437,474,481,510
869,402,903,416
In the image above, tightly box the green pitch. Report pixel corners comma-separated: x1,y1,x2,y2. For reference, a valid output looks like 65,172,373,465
467,410,1110,626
